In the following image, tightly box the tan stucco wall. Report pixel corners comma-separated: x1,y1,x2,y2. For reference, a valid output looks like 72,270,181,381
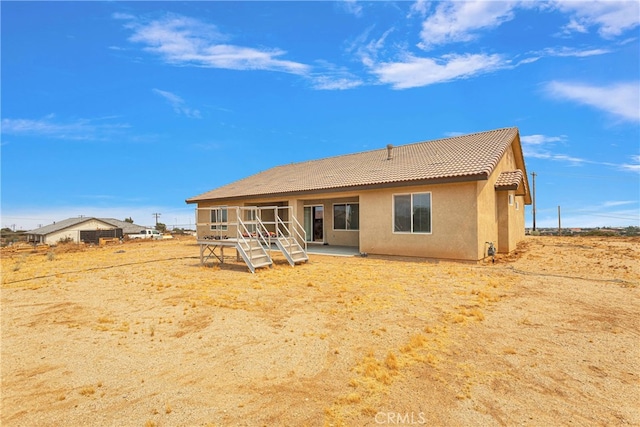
496,191,511,251
46,219,116,244
476,145,527,255
495,193,525,254
476,178,498,258
513,194,526,246
359,182,478,260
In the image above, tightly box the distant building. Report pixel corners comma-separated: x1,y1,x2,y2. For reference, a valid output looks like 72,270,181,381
26,217,147,245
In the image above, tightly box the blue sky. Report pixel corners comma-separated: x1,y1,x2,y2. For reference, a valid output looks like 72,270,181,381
2,1,639,230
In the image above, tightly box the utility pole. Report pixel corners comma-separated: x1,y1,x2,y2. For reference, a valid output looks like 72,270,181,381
531,171,537,231
558,205,561,235
152,213,161,226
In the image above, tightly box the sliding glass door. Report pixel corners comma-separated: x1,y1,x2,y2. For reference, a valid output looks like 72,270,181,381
303,205,324,242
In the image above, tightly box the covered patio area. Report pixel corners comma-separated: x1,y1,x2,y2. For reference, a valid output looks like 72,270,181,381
305,245,360,257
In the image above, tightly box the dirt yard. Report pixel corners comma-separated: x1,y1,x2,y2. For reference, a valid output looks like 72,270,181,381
1,236,638,426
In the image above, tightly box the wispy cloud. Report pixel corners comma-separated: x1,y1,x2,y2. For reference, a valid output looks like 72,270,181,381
152,89,201,118
415,1,639,49
520,134,567,146
536,209,640,228
601,200,637,208
117,13,309,75
522,134,640,172
540,46,611,58
533,200,639,228
408,0,429,18
553,1,640,39
567,200,639,226
418,1,518,50
357,3,617,90
339,0,363,18
545,47,611,58
522,133,588,165
309,61,363,90
310,75,363,91
620,155,640,172
544,81,640,122
1,115,130,141
368,53,507,89
514,45,612,67
117,12,366,91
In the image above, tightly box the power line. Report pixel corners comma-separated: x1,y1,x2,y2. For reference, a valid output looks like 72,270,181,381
0,216,56,221
538,212,638,221
550,209,639,220
573,213,639,221
541,171,637,181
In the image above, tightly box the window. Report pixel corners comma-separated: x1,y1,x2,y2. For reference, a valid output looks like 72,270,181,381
210,207,228,231
508,194,514,205
393,193,431,233
333,203,359,230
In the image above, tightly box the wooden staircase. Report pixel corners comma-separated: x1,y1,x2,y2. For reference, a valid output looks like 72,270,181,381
275,236,309,266
196,205,308,274
236,238,272,274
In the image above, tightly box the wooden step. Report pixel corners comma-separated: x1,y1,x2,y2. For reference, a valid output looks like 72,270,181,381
240,240,263,248
251,260,272,269
248,253,270,262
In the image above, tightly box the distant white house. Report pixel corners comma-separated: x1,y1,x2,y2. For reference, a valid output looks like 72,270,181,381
26,217,147,244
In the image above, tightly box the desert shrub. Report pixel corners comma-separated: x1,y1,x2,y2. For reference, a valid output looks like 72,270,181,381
584,229,617,237
621,226,640,236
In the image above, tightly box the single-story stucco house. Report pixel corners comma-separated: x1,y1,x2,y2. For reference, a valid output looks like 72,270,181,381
26,217,146,245
186,127,531,262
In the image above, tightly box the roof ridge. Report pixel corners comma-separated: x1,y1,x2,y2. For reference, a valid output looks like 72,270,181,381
186,127,522,203
404,126,517,147
276,126,518,167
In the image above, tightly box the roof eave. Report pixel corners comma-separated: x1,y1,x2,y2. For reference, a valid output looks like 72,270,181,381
512,131,532,205
186,173,489,204
495,184,519,191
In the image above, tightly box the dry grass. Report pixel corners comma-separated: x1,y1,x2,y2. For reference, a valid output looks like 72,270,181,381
1,236,639,426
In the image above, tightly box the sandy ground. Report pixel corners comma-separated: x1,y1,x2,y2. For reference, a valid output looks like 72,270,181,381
1,236,638,426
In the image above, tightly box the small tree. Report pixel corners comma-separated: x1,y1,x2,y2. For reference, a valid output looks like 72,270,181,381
124,217,134,223
155,222,167,233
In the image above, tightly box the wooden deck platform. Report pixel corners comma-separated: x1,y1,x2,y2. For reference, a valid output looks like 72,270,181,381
197,239,242,266
195,205,308,273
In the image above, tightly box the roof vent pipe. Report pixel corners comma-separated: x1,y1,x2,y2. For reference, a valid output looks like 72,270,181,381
386,144,393,160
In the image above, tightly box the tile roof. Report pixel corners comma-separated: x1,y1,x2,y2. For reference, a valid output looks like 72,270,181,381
99,218,147,234
27,217,99,235
27,217,146,235
187,127,520,203
495,170,524,190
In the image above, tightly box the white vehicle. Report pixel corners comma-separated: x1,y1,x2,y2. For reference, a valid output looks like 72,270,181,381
129,229,163,240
